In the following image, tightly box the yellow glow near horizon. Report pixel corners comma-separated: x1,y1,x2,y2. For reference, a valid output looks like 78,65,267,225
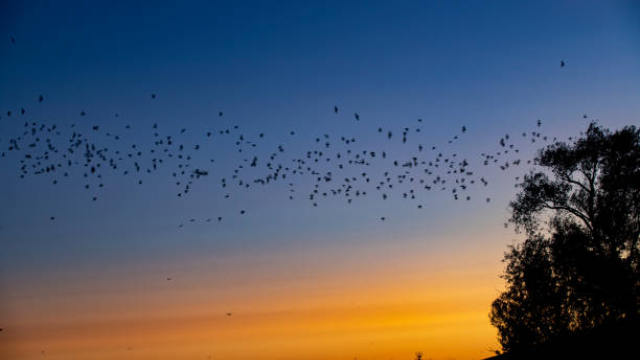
1,236,506,360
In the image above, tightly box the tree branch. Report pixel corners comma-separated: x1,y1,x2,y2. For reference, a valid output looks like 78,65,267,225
542,203,594,234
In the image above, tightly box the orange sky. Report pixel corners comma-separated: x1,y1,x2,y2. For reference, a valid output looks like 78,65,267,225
1,232,507,360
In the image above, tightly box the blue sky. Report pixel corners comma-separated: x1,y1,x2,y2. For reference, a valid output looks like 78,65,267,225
1,0,639,271
1,0,639,268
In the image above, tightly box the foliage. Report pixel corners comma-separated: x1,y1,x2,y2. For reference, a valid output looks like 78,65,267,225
490,123,640,352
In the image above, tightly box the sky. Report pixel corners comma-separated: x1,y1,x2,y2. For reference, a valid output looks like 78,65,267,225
0,1,639,359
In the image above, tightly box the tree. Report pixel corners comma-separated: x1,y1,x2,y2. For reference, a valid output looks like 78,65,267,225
490,123,640,352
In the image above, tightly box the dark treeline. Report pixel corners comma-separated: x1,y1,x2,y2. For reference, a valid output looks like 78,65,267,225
488,123,639,359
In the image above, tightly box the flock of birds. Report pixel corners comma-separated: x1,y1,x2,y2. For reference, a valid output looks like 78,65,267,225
1,36,574,228
0,90,579,228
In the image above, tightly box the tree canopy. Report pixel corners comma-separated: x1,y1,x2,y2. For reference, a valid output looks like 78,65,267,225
490,122,640,352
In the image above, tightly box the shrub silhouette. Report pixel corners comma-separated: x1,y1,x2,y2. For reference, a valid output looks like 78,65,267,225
490,122,639,352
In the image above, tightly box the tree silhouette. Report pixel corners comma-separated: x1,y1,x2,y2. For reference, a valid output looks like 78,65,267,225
490,123,639,352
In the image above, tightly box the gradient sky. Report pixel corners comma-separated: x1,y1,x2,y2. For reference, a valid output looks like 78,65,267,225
1,1,639,359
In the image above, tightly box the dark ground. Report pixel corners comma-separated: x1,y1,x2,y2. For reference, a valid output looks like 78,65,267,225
482,317,639,360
